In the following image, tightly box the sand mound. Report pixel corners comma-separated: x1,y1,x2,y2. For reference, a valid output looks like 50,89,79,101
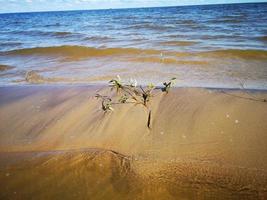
0,149,135,200
0,149,266,199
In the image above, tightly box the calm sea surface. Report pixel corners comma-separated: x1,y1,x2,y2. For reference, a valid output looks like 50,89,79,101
0,3,267,88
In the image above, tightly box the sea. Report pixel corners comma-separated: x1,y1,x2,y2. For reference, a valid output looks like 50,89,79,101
0,2,266,89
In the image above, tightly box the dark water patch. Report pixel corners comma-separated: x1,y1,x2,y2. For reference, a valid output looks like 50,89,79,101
0,64,14,71
257,36,267,42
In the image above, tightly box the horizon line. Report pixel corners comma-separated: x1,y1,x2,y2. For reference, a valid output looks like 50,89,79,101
0,1,266,15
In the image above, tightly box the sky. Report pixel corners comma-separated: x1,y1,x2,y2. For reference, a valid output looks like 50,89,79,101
0,0,266,13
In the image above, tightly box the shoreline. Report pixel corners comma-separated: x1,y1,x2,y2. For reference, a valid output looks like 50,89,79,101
1,83,267,92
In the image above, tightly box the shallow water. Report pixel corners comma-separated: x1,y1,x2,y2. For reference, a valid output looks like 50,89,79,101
0,3,267,88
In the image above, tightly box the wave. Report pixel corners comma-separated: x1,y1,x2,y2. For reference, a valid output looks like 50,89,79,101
208,18,243,24
175,19,197,25
83,36,114,42
174,20,206,29
160,41,198,46
6,30,77,38
52,31,75,37
2,45,267,61
200,34,243,40
127,23,174,31
44,23,61,27
3,45,162,58
0,42,23,47
198,49,267,60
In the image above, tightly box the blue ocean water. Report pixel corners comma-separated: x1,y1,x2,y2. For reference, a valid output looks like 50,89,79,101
0,3,266,88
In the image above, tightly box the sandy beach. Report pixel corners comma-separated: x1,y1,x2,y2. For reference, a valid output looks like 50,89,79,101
1,2,267,199
0,85,267,199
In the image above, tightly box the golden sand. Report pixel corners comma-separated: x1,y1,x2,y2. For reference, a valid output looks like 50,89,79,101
0,86,267,199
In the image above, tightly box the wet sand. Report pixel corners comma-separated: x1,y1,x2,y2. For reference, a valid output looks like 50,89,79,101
0,86,267,199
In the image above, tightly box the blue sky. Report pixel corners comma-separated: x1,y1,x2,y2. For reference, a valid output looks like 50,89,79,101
0,0,266,13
